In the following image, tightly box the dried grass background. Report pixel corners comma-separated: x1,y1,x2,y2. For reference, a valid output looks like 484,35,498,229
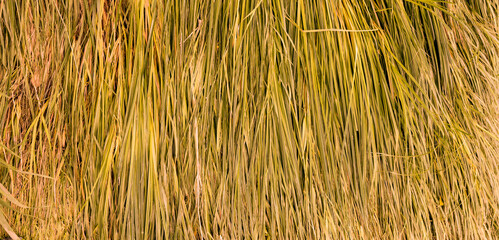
0,0,498,239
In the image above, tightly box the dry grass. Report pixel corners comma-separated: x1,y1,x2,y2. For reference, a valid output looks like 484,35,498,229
0,0,498,239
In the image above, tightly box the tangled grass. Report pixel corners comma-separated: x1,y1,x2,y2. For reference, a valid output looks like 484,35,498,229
0,0,498,239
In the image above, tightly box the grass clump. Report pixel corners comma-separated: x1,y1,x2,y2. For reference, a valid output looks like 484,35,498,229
0,0,498,239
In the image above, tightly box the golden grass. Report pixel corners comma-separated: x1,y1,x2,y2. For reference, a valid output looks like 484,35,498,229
0,0,498,239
